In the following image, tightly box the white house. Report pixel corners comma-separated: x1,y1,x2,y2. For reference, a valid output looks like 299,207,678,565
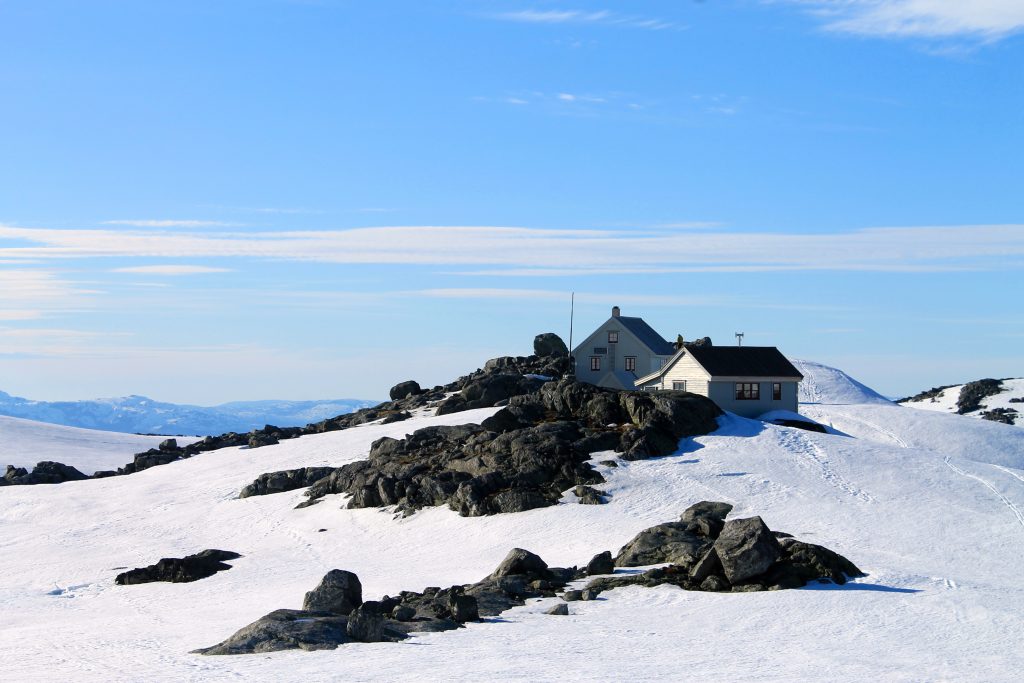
571,306,676,390
573,306,803,418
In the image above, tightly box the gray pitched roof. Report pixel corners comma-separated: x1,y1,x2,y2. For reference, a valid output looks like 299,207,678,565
685,345,803,379
617,316,676,355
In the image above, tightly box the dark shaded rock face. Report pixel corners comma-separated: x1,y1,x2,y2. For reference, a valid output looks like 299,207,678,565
115,549,241,585
300,377,721,517
389,381,422,401
713,517,781,584
239,467,336,499
346,602,387,642
614,522,708,569
302,569,362,615
533,332,568,358
2,461,88,486
980,407,1018,425
192,609,355,655
957,379,1004,414
586,551,614,576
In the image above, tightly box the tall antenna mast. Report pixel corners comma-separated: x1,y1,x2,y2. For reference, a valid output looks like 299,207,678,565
735,332,744,347
568,292,575,375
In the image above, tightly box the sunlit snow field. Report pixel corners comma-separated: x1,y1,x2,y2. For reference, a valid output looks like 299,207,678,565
2,363,1023,682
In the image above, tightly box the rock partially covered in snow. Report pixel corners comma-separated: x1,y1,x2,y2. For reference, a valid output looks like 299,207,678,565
115,549,241,585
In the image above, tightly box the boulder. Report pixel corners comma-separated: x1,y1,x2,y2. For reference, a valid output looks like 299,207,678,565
191,609,352,654
585,551,615,576
158,438,178,451
614,522,709,569
680,501,733,539
713,517,781,584
346,602,386,643
389,380,422,401
533,332,568,358
545,603,569,616
448,593,479,622
302,569,363,615
239,467,335,498
115,549,241,585
490,548,548,579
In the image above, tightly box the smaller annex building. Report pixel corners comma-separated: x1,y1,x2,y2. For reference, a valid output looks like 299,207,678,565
634,344,803,418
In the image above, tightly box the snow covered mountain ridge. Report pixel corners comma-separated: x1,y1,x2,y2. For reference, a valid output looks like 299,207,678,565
0,390,379,436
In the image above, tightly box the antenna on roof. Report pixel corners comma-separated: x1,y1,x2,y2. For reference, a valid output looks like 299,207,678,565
735,332,744,346
568,292,575,376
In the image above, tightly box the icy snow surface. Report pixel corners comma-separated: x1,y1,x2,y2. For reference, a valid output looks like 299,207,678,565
0,415,201,475
2,364,1024,681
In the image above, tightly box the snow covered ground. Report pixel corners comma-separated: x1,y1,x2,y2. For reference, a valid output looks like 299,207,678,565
0,415,201,475
2,364,1024,681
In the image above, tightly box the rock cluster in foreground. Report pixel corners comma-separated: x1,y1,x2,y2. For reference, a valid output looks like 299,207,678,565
195,501,863,656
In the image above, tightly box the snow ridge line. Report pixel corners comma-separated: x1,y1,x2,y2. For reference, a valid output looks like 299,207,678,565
943,455,1024,531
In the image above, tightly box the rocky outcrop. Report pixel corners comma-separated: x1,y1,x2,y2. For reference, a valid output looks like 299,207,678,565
195,548,571,656
115,550,241,585
389,381,422,401
2,461,88,486
239,467,336,498
302,569,362,615
957,379,1004,414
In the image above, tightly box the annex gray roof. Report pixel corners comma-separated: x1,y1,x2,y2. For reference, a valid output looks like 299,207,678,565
684,345,803,379
616,316,676,356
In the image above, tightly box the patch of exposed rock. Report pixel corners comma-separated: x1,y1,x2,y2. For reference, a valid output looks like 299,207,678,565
1,461,88,486
115,550,241,585
297,377,720,516
957,379,1004,414
239,467,336,498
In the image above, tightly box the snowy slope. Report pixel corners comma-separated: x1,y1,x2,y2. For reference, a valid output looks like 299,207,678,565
0,415,201,475
792,359,891,405
0,390,378,435
2,367,1024,681
900,379,1024,424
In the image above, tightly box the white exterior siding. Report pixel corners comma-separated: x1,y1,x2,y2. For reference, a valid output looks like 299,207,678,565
637,351,709,394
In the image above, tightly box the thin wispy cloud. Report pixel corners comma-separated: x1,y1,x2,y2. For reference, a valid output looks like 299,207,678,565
782,0,1024,41
103,219,239,228
111,265,233,275
493,9,679,31
1,223,1022,274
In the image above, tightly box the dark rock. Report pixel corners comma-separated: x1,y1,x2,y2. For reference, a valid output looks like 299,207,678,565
614,522,709,570
585,551,615,576
239,467,335,498
191,609,353,654
689,547,723,583
490,548,548,579
392,605,416,621
980,408,1017,425
759,540,865,588
346,602,386,642
563,590,583,602
3,461,89,485
448,593,479,622
115,549,241,585
679,500,733,539
957,379,1003,414
599,459,619,467
381,411,412,424
699,575,729,592
574,485,607,505
545,603,569,615
713,517,781,584
533,332,569,358
581,588,600,601
389,381,422,401
158,438,178,451
302,570,362,615
771,418,828,433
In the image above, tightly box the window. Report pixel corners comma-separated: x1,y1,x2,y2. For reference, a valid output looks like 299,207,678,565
593,347,607,355
735,382,760,400
644,385,658,392
608,331,618,344
773,382,782,401
672,381,687,391
590,356,601,372
624,356,636,372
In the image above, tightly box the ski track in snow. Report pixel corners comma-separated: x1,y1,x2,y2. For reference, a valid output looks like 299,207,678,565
772,426,874,503
943,455,1024,532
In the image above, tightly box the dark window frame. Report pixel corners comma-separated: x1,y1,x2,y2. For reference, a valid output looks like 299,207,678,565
590,356,601,372
608,331,618,344
672,380,687,391
772,382,782,401
735,382,760,400
624,356,637,372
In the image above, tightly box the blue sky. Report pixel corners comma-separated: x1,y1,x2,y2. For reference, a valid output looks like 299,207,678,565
1,0,1022,403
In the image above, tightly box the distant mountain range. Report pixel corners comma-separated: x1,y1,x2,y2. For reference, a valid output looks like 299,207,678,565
0,390,381,435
